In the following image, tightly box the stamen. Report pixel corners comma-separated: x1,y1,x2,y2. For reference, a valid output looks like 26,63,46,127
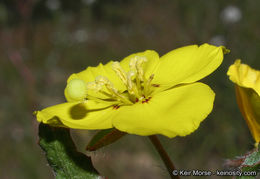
86,95,120,104
129,56,147,81
81,55,155,105
95,76,133,104
111,62,127,85
86,82,102,92
144,74,155,96
136,57,147,81
129,57,138,71
86,81,116,99
129,56,147,95
95,76,110,86
126,71,135,94
95,76,119,97
127,71,141,98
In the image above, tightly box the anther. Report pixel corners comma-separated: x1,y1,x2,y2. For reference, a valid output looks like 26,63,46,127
83,55,155,105
95,76,118,96
144,74,155,96
126,71,135,93
86,82,102,92
111,62,127,85
126,71,141,98
95,76,110,86
129,57,138,71
95,76,133,104
136,57,147,81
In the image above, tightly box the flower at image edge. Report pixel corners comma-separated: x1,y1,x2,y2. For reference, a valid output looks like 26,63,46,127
36,43,228,138
227,60,260,145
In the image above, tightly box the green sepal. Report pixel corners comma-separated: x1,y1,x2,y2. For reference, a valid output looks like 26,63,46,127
38,123,101,179
86,128,126,151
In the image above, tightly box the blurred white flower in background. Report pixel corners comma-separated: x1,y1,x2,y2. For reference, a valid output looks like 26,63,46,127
220,5,242,24
82,0,96,5
46,0,60,11
209,35,226,46
72,29,88,43
94,28,109,41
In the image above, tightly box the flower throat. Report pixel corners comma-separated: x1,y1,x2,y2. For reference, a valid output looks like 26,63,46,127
66,56,156,105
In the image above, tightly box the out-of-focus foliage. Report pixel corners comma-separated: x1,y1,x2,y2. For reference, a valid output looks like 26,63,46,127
0,0,260,178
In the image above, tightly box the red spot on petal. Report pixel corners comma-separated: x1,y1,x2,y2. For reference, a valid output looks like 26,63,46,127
141,97,152,104
112,105,120,110
152,84,160,87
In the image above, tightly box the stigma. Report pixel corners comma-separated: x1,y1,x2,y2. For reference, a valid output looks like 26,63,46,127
66,79,88,101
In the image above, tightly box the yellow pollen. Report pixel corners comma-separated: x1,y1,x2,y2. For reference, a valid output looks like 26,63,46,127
126,71,141,98
126,71,135,92
95,76,110,86
111,62,127,85
86,81,102,92
129,56,147,81
95,76,132,104
144,74,155,96
129,57,138,71
136,57,147,81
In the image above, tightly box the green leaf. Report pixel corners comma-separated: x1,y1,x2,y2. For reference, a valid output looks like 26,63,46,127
86,128,126,151
226,147,260,179
242,148,260,167
238,148,260,179
238,176,256,179
38,123,101,179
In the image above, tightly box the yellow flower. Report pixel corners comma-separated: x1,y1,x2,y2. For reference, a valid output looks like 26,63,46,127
227,60,260,146
36,44,227,138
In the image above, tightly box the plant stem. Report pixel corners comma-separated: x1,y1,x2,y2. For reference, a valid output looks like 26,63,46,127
149,135,180,179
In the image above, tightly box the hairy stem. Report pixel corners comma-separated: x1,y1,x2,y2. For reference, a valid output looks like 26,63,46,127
149,135,180,179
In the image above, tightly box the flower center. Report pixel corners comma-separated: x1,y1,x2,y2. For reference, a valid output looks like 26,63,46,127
66,56,156,105
110,56,156,104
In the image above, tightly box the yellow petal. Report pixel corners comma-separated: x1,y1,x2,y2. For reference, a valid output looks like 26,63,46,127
119,50,160,79
36,101,116,129
112,82,215,138
227,59,260,96
235,85,260,143
153,43,227,87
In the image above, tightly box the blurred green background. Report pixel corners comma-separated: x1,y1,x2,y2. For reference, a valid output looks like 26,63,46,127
0,0,260,178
